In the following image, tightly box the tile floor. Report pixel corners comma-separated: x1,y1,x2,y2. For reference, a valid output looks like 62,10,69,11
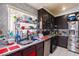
49,47,79,56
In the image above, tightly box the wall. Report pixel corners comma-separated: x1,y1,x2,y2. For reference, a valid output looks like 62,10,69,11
0,4,8,34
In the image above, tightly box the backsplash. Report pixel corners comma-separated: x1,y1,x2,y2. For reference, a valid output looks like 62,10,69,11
57,29,69,36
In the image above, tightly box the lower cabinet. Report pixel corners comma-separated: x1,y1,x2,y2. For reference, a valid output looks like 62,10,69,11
36,42,44,56
57,36,68,48
6,40,51,56
22,42,44,56
23,46,37,56
7,42,44,56
44,39,50,56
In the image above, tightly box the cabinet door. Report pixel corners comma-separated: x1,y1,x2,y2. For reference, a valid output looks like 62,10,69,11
36,42,44,56
54,16,68,29
23,46,37,56
36,48,43,56
38,8,55,29
26,51,36,56
57,36,68,48
44,39,50,56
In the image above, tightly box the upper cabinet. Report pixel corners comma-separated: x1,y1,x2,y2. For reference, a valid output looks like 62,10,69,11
54,12,79,29
38,8,55,30
55,15,68,29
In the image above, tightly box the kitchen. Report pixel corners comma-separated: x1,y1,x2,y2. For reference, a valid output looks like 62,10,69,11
0,3,79,56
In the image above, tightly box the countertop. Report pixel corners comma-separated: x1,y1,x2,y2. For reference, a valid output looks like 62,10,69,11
0,34,56,56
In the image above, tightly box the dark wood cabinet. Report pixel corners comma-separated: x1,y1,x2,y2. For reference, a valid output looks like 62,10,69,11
57,36,68,48
36,42,44,56
22,42,44,56
55,15,68,29
23,45,37,56
6,42,44,56
38,8,55,30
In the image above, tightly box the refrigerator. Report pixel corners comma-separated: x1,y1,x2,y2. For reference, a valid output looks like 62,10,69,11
68,21,79,53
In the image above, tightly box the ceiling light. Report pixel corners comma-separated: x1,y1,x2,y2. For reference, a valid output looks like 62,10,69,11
62,7,66,10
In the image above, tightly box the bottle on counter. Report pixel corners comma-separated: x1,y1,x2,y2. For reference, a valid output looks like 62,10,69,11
15,30,21,44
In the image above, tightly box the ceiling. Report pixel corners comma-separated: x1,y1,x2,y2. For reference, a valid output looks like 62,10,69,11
28,3,79,17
